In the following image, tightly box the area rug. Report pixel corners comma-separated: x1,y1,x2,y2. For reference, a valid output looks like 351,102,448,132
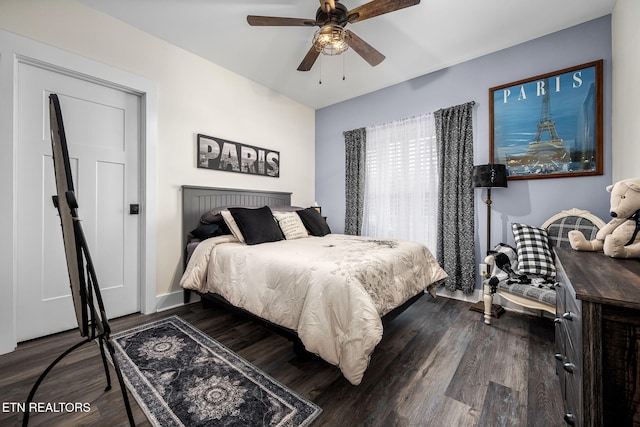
111,315,321,426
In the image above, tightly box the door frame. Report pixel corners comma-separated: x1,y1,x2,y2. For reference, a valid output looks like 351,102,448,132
0,29,158,354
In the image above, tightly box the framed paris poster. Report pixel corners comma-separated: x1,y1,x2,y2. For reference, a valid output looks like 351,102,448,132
489,60,603,180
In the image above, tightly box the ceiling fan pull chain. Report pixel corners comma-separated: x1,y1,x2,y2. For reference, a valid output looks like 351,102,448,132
319,55,323,85
343,53,346,81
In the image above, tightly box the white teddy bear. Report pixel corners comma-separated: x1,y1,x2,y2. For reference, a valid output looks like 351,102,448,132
569,178,640,259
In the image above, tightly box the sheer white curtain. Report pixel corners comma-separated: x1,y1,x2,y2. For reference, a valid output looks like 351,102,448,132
362,113,439,252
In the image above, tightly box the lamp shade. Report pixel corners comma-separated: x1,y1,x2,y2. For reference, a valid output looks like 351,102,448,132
472,164,508,188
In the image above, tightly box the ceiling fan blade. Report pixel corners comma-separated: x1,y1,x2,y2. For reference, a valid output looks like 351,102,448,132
345,30,385,67
347,0,420,23
319,0,336,13
297,46,321,71
247,15,317,26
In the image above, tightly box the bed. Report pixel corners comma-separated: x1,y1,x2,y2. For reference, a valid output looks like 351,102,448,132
179,186,448,385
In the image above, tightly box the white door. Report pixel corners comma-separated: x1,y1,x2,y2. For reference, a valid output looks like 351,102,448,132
16,62,141,341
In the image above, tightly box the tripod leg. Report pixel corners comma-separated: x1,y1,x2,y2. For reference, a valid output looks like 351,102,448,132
97,336,112,391
104,337,135,427
22,338,91,427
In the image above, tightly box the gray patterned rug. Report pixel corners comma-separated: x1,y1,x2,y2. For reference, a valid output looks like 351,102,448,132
112,315,321,426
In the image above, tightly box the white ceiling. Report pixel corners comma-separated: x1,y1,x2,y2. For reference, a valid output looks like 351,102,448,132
78,0,616,110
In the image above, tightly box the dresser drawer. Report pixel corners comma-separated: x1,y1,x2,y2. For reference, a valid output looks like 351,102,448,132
561,327,581,384
554,253,584,427
564,377,581,426
555,284,582,376
562,327,582,426
560,289,582,352
555,323,568,396
554,253,571,312
556,280,567,317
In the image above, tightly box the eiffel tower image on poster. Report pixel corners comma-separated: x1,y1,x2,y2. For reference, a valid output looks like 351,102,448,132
506,78,570,175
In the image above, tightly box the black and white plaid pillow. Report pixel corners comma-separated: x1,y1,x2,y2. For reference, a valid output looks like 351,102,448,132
512,223,556,278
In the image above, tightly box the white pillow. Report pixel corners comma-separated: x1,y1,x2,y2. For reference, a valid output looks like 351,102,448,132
273,212,309,240
220,210,245,243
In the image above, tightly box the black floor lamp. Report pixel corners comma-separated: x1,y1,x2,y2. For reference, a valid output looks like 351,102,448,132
472,164,508,254
470,164,507,317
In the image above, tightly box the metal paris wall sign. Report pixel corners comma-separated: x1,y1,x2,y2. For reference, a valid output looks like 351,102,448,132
197,133,280,177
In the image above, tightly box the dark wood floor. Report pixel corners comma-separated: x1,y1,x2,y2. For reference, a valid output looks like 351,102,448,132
0,296,564,426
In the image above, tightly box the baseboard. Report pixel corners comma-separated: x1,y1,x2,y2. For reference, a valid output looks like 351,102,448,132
156,290,200,312
435,287,483,303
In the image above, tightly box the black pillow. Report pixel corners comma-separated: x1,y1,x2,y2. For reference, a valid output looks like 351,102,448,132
228,206,284,245
296,207,331,236
190,222,231,240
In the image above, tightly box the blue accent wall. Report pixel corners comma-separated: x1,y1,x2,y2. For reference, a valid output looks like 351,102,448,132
315,16,612,289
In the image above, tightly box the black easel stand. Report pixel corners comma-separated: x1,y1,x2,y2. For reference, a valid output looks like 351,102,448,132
22,199,135,427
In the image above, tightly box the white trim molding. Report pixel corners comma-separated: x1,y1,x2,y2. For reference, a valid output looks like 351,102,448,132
156,291,200,313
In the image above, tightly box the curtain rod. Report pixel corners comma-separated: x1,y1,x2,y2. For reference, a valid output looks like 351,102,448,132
345,100,476,133
437,100,476,111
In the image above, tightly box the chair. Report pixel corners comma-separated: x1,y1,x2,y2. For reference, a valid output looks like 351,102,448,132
482,208,605,325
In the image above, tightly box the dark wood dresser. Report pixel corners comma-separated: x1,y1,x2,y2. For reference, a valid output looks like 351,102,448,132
554,247,640,427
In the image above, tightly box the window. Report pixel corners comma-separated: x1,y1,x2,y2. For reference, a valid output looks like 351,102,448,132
362,113,438,251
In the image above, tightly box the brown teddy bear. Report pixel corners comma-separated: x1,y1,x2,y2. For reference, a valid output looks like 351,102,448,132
569,178,640,258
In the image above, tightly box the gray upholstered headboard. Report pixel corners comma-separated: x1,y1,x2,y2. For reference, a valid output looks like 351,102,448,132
181,185,292,250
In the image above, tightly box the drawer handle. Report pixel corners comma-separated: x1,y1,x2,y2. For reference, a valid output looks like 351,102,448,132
555,282,562,288
564,413,576,426
562,312,573,321
554,317,562,324
554,353,564,361
563,362,575,374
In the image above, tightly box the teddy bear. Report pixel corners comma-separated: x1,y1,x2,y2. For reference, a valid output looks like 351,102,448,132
568,177,640,259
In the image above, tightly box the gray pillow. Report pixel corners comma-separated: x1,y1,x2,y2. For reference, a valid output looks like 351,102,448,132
200,206,235,224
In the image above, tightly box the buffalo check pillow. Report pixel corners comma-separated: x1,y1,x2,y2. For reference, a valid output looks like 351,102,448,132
511,223,556,279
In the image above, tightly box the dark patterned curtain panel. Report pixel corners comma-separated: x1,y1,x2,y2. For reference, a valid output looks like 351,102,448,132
435,102,476,293
343,128,366,235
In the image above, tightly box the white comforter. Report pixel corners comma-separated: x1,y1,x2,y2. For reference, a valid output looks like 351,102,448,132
180,234,447,385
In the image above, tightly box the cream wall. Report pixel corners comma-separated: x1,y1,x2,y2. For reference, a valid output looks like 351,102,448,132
0,0,315,298
612,0,639,182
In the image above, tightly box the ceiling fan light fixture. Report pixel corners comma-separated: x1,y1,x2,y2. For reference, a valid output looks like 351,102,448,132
313,24,349,56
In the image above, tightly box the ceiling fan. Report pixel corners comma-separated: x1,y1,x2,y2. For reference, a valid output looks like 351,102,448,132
247,0,421,71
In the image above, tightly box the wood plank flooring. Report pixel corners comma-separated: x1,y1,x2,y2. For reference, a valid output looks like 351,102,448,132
0,296,564,426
